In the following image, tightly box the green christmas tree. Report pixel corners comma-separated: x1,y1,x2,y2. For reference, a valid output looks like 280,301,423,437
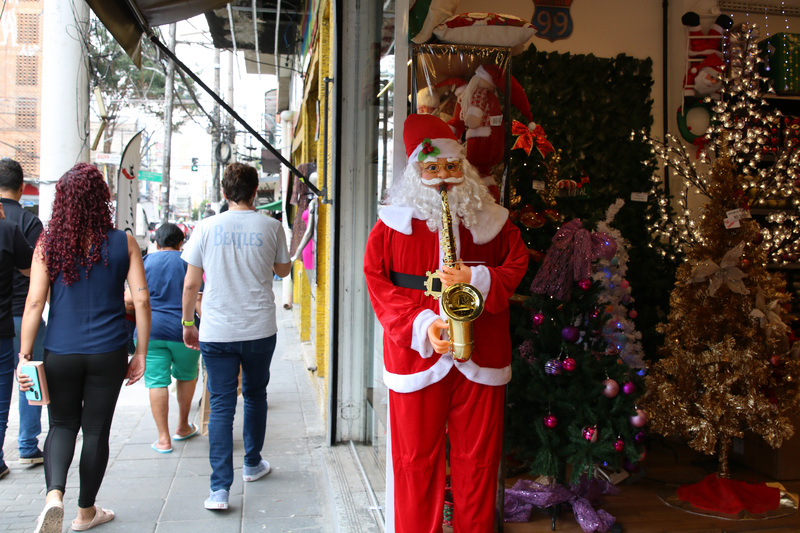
507,218,647,483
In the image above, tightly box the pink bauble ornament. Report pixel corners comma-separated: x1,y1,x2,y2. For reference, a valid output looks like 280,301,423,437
543,414,558,428
561,326,580,343
613,439,625,452
602,378,619,398
578,279,592,291
562,357,577,372
533,313,545,326
582,426,598,443
544,359,562,375
622,381,636,395
628,309,638,319
634,431,646,443
630,408,647,428
620,280,630,289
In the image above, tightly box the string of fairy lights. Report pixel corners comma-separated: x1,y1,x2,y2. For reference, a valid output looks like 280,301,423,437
644,16,800,266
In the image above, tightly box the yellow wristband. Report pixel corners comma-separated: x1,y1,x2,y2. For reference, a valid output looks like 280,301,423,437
181,319,195,327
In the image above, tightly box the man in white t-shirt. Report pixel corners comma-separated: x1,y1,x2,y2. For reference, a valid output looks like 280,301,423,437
181,162,291,510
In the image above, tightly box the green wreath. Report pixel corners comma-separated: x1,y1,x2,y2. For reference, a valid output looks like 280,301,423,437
676,101,713,143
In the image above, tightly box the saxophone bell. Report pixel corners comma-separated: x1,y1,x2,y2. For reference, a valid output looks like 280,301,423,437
441,282,484,362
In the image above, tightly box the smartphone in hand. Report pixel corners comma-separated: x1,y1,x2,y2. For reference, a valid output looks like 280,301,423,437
19,362,49,405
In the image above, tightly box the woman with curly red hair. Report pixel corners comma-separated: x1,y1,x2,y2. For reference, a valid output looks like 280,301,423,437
16,163,150,533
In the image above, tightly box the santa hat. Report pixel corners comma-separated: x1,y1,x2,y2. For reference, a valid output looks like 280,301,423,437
404,113,464,165
480,64,536,129
698,53,725,74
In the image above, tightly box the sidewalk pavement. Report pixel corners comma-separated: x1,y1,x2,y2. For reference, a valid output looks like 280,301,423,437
1,282,382,533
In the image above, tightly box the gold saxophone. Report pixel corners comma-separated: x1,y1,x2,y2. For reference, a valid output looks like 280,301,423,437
424,185,484,362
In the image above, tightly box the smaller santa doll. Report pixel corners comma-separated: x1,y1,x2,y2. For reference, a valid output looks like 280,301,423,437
449,64,539,201
684,54,725,98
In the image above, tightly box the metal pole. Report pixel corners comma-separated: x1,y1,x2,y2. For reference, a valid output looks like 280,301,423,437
160,24,176,224
212,48,221,204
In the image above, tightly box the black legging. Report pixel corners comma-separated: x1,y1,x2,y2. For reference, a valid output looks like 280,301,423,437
43,347,128,508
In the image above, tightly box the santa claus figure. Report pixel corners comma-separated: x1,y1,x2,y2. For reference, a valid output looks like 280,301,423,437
364,114,529,532
449,64,539,201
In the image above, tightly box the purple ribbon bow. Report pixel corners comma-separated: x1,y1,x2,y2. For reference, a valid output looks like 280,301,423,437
504,477,619,532
530,219,617,301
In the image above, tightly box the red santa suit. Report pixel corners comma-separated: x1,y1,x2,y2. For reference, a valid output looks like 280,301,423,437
364,201,529,532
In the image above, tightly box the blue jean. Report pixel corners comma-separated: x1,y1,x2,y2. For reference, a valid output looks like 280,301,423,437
200,335,276,492
13,316,46,457
0,337,14,468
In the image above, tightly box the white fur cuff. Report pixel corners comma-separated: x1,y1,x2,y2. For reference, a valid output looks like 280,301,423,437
412,309,441,359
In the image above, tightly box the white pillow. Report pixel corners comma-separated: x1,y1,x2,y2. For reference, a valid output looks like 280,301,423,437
433,12,537,47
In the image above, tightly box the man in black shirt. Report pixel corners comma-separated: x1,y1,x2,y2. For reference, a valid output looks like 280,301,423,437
0,200,33,479
0,158,44,469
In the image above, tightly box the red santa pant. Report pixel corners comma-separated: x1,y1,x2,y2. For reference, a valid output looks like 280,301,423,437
389,366,505,533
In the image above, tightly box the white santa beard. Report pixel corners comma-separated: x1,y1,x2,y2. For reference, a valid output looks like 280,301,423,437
385,160,495,231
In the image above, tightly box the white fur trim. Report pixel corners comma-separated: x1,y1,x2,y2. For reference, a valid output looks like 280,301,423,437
408,138,464,166
383,353,454,393
470,203,508,244
379,202,508,249
379,205,415,235
470,265,491,300
412,309,440,359
466,106,484,120
465,125,491,139
454,359,512,386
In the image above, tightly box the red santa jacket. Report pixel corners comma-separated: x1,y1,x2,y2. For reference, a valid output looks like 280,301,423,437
364,204,529,393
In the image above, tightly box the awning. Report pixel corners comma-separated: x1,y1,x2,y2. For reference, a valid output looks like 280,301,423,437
85,0,230,68
85,0,322,198
256,199,283,211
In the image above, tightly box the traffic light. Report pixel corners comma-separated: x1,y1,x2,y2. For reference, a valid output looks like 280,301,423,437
191,157,198,171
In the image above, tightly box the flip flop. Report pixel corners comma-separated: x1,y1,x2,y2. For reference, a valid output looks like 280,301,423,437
71,506,114,531
151,441,173,454
34,500,63,533
172,423,199,441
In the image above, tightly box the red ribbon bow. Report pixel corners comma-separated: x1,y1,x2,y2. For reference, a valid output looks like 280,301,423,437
512,120,555,157
693,135,710,159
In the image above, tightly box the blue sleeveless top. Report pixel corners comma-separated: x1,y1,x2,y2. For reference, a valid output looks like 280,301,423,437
142,250,186,342
44,229,130,355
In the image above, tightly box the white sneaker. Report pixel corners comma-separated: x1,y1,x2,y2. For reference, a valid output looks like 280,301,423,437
204,489,229,510
242,459,271,482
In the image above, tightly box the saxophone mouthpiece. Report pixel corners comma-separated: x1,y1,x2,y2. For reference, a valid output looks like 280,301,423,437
439,184,448,193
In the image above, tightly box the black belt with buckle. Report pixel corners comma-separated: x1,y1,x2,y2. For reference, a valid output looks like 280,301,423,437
390,270,441,293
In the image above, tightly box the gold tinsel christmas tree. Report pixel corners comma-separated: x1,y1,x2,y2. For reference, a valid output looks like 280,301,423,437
643,23,800,477
644,155,798,476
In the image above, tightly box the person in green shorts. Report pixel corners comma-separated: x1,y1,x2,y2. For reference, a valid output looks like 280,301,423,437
128,223,201,453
